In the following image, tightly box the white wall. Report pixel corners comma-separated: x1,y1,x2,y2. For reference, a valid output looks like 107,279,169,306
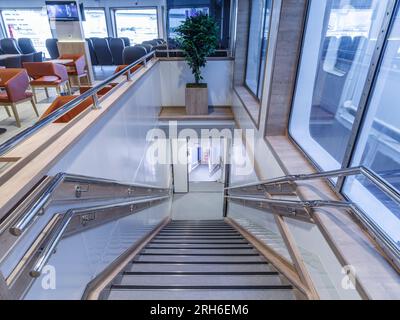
49,63,170,188
160,60,234,107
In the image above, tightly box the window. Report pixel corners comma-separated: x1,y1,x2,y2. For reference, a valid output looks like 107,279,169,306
1,9,52,57
343,5,400,251
114,9,158,46
168,7,209,39
82,9,108,38
166,0,231,49
289,0,388,172
245,0,272,99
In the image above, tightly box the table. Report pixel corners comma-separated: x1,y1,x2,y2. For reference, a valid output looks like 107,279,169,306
48,59,74,65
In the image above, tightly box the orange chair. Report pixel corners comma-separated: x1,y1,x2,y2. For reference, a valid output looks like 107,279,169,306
114,64,142,80
40,95,93,123
23,62,71,103
59,54,89,87
0,68,38,127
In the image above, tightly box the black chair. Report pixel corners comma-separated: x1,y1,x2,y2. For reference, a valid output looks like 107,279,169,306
120,37,131,47
139,43,152,53
18,38,44,62
109,38,125,65
0,56,22,68
46,38,59,59
86,38,98,66
143,40,159,47
92,38,113,65
154,39,165,45
0,38,22,54
18,38,36,54
123,46,147,65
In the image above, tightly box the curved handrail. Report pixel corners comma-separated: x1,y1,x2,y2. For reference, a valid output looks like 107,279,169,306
9,172,169,236
0,50,156,157
29,194,170,278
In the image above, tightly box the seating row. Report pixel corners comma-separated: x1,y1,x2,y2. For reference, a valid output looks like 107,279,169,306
0,38,44,68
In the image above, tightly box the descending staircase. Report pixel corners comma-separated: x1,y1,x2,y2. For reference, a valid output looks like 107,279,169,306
102,220,296,300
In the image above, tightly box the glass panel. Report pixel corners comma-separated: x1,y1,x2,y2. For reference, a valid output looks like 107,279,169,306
114,9,158,46
1,9,52,57
166,0,231,49
344,5,400,251
289,0,389,172
245,0,272,99
82,9,108,38
24,201,171,299
168,7,209,39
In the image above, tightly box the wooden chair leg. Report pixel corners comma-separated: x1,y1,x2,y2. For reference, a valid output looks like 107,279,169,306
30,98,39,117
32,87,38,104
10,103,21,128
44,87,49,98
56,86,61,96
67,81,72,95
77,76,81,88
4,106,11,117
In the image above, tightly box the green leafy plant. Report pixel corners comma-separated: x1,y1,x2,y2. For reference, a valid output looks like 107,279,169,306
176,13,219,85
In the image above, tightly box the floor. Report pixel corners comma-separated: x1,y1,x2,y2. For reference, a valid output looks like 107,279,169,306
93,66,118,81
159,106,234,121
0,88,58,145
189,164,222,182
171,181,224,220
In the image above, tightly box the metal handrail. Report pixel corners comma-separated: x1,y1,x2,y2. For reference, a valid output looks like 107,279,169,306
29,194,170,278
0,50,156,157
226,166,400,206
9,172,169,236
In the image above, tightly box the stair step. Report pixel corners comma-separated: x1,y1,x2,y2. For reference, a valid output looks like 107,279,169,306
150,240,249,244
134,255,266,263
117,274,285,287
107,289,296,300
146,243,253,249
143,248,257,255
128,263,272,273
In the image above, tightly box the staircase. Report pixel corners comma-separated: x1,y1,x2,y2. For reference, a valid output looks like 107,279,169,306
102,220,296,300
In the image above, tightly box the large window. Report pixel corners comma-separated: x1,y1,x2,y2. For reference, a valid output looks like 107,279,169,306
114,8,158,46
82,8,108,38
245,0,272,99
166,0,231,49
168,7,209,39
343,4,400,251
289,0,400,254
289,0,388,172
1,9,52,57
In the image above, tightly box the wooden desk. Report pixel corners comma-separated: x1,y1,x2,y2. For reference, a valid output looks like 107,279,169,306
48,59,74,65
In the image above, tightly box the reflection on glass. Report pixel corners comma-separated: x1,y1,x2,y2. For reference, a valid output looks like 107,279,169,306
290,0,388,171
114,9,158,45
245,0,272,99
1,9,53,57
168,7,209,39
82,9,108,38
344,5,400,250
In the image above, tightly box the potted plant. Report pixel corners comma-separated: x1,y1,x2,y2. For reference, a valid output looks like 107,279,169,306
176,12,219,115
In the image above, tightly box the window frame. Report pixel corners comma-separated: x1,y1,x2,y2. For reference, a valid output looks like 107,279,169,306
82,7,109,39
287,0,400,260
244,0,273,102
110,6,160,45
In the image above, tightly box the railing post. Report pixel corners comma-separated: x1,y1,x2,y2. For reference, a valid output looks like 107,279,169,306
222,138,232,217
91,93,100,109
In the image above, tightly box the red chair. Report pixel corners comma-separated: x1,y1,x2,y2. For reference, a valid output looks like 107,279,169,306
40,95,93,123
0,68,38,127
23,62,71,103
59,54,89,87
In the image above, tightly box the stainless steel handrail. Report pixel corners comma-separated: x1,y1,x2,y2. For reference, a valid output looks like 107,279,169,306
29,194,170,278
226,195,352,210
0,50,156,157
226,166,400,206
9,172,169,236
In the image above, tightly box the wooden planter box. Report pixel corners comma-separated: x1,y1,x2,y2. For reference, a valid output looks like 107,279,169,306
185,84,208,115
